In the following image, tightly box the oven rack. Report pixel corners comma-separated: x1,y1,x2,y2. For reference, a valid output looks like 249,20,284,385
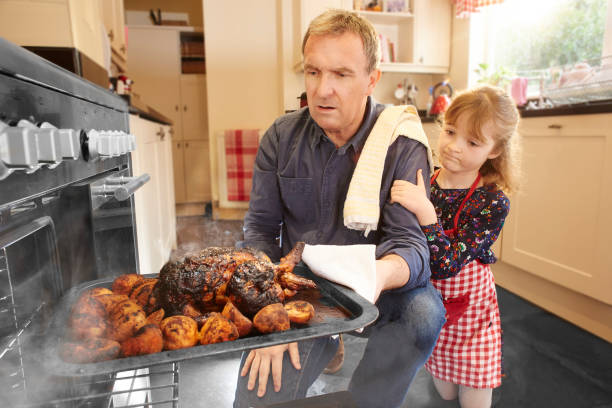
3,362,180,408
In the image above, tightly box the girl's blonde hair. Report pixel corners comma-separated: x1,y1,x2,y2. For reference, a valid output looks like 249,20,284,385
443,85,522,195
302,9,380,73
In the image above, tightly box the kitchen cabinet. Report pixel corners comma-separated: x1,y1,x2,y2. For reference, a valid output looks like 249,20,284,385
0,0,108,75
499,113,612,304
296,0,451,73
100,0,127,73
491,112,612,342
174,140,212,203
128,26,210,207
130,114,177,275
357,0,451,73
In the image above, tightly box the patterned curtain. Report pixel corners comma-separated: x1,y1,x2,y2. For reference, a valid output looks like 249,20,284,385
452,0,505,18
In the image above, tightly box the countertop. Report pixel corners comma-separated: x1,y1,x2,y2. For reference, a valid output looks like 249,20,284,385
519,99,612,118
120,94,173,126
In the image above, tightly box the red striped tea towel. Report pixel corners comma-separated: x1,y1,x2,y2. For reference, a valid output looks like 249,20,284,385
225,129,259,201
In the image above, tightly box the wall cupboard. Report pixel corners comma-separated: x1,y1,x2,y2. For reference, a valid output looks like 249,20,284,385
298,0,451,73
100,0,128,72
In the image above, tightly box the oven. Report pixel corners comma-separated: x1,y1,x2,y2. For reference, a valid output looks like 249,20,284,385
0,38,178,407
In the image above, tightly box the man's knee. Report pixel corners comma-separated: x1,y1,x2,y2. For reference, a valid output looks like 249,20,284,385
394,285,445,349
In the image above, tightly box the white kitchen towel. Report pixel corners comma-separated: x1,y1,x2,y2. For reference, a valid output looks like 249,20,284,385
302,244,377,304
343,105,433,236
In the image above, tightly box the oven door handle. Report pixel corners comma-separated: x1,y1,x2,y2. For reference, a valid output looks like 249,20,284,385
106,173,151,201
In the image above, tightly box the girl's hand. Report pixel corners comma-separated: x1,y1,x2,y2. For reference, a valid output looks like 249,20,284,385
390,169,437,226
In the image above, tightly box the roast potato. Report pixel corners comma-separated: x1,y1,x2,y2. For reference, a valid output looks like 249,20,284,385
130,279,158,314
253,303,290,334
61,337,120,363
160,315,199,350
145,308,165,326
181,303,203,319
95,293,130,313
284,300,315,324
221,301,252,337
120,324,164,357
199,312,239,345
111,274,144,296
108,299,147,342
71,292,106,318
69,312,107,339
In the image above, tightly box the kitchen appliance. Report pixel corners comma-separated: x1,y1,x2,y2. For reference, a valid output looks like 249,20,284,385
429,81,454,116
0,38,179,407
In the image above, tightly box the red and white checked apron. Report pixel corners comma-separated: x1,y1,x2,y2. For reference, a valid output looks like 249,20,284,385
424,170,502,389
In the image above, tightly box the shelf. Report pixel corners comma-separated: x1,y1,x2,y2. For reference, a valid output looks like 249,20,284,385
379,62,448,74
355,10,413,24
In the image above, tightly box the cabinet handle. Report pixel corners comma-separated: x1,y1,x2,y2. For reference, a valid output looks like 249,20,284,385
548,124,562,129
156,128,165,140
177,142,181,148
183,105,188,112
108,29,114,41
185,142,189,148
175,105,179,111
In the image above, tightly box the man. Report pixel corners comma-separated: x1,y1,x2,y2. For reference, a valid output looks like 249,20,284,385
233,9,445,408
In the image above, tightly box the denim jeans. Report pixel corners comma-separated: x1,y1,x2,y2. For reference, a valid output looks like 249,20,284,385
233,282,445,408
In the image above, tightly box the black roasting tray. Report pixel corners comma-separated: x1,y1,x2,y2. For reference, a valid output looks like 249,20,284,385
42,264,379,376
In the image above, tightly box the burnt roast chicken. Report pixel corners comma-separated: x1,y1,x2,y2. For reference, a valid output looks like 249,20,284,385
60,242,317,363
155,241,316,317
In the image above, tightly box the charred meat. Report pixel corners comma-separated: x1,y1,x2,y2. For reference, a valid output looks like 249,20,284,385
155,242,316,317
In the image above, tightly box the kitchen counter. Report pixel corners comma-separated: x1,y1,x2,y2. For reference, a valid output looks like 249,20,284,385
519,99,612,118
120,94,173,126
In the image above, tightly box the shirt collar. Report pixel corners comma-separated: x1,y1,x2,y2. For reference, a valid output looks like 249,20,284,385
308,96,378,154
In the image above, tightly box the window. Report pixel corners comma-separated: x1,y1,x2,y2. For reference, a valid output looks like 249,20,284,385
468,0,612,104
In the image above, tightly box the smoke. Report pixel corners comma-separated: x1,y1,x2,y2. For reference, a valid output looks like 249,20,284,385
171,217,244,261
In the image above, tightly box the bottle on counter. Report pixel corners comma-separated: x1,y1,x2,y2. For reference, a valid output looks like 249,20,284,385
426,86,434,117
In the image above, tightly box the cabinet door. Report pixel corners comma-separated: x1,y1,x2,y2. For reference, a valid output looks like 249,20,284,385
68,0,106,69
130,115,164,275
412,0,451,69
183,140,211,203
128,27,183,140
180,74,208,141
101,0,127,64
158,126,177,253
501,114,612,304
173,141,187,203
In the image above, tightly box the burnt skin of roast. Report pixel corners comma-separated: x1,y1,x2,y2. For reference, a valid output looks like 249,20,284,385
155,243,314,318
228,261,285,317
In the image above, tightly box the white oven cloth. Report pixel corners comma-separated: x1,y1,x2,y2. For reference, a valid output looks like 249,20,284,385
302,244,377,304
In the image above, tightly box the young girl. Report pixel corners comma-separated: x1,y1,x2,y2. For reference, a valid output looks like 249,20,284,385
390,85,521,408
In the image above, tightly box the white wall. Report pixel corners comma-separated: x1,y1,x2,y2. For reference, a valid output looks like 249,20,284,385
203,0,283,204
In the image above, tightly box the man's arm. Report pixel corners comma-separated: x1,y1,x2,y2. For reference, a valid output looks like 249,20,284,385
242,124,284,261
375,138,432,293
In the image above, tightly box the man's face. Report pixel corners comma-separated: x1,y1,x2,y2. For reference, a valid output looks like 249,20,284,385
303,33,380,144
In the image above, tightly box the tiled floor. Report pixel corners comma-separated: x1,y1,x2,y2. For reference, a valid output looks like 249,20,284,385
169,215,612,408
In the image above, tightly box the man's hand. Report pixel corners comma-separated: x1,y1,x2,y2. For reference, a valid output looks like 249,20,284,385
390,169,437,226
241,342,301,397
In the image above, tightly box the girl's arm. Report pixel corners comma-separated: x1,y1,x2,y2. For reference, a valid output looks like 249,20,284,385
423,190,509,279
